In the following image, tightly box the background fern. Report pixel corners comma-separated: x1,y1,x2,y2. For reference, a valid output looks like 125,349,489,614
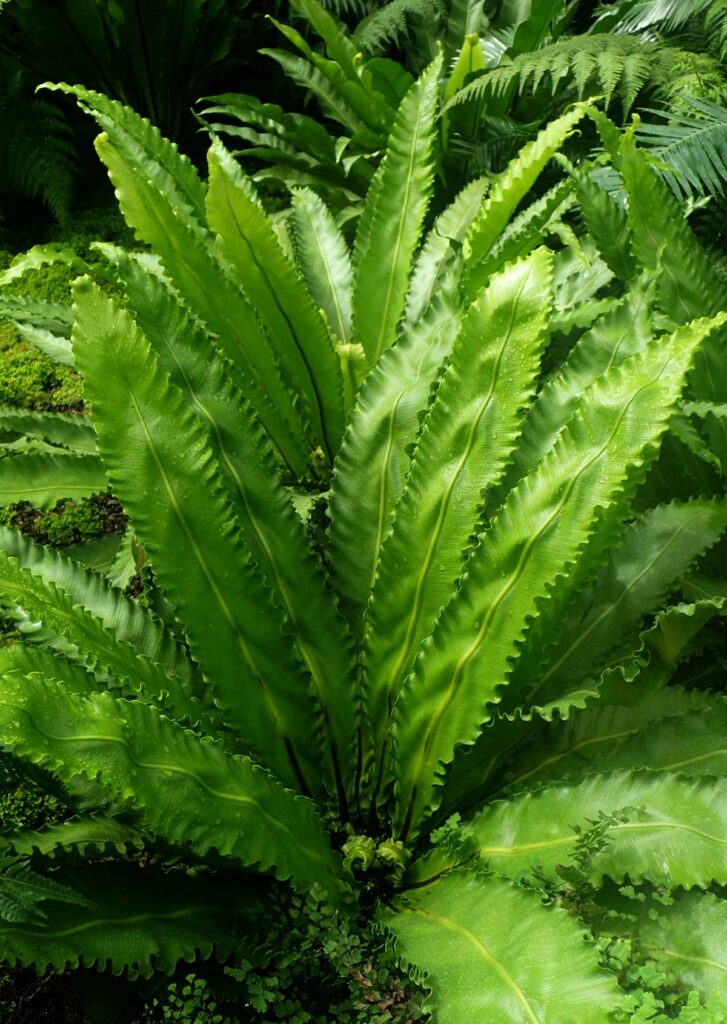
0,77,76,227
637,94,727,197
354,0,444,54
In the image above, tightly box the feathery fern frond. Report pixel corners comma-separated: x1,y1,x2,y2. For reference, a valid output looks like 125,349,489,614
0,858,91,924
0,79,77,225
450,35,668,113
354,0,442,54
637,94,727,197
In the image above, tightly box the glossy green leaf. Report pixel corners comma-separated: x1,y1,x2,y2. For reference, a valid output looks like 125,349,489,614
6,817,144,862
328,291,461,638
620,131,727,325
0,676,341,895
291,187,354,344
365,250,553,799
0,409,97,454
0,528,197,697
404,175,489,328
384,872,619,1023
514,497,727,710
501,687,717,793
0,454,106,510
71,280,324,796
73,107,309,475
352,55,443,362
0,542,203,727
0,864,261,978
43,84,206,222
626,892,727,1011
588,701,727,778
565,161,635,282
463,104,590,297
468,770,727,888
206,142,345,462
106,250,357,807
392,314,727,837
506,280,654,487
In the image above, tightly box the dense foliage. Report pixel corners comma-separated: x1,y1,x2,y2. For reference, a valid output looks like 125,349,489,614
0,46,725,1020
0,3,726,1021
201,0,727,212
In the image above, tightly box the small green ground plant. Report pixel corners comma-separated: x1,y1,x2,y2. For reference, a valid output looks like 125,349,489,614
0,65,726,1022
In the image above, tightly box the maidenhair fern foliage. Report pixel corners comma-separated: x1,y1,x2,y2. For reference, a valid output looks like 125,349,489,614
0,65,727,1021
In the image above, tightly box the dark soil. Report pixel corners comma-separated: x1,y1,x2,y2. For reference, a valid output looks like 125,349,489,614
0,968,88,1024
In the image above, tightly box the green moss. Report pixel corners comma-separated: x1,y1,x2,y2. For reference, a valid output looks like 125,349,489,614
0,495,127,548
0,327,83,411
0,204,138,418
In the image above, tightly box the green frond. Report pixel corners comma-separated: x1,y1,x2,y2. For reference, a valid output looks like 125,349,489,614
404,175,490,327
0,864,262,979
500,687,717,793
364,250,554,804
508,498,727,712
206,141,345,462
71,280,326,797
563,160,636,282
585,700,727,777
291,187,354,345
42,83,206,224
391,313,727,838
602,0,724,38
0,409,96,454
638,94,727,198
450,36,660,115
0,85,77,224
0,676,341,896
103,249,358,806
463,103,591,297
354,0,441,54
270,7,394,133
384,873,620,1023
0,454,106,510
506,0,569,55
620,130,727,323
472,178,575,286
55,85,310,476
445,0,486,57
0,858,91,925
352,54,443,362
506,281,654,489
461,770,727,889
616,890,727,1011
259,44,376,137
0,245,85,289
289,0,365,80
7,817,144,862
0,294,73,366
328,290,461,638
681,398,727,473
0,531,197,693
616,593,727,696
0,546,204,728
